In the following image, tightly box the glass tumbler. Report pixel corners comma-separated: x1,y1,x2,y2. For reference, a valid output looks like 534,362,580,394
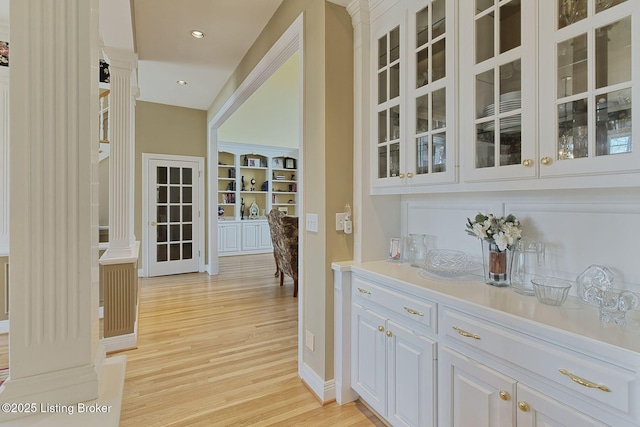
406,233,428,267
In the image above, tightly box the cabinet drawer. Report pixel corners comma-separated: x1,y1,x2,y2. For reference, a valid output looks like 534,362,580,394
352,276,436,334
441,308,638,419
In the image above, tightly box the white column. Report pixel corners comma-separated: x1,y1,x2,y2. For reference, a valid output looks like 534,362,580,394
2,0,104,418
0,69,8,256
101,47,139,261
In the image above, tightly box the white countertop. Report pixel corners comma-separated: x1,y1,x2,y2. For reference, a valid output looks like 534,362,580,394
336,260,640,356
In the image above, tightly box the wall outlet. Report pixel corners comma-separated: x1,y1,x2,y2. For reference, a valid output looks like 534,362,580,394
305,330,315,351
335,213,345,231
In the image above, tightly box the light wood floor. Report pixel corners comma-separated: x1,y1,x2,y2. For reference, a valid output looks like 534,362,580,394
116,253,383,426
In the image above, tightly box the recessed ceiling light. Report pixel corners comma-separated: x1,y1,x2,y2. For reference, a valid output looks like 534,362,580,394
177,80,188,86
190,30,205,39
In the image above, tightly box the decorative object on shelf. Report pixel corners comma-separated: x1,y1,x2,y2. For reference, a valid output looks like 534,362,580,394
249,202,260,219
466,212,522,287
406,233,428,267
510,238,545,295
531,276,572,306
290,173,296,180
420,249,482,279
226,181,235,191
218,206,224,217
389,237,402,261
250,177,256,191
240,198,245,220
261,181,268,191
273,157,283,168
243,155,248,166
284,157,297,169
228,168,235,178
241,176,245,191
248,157,260,167
576,264,614,305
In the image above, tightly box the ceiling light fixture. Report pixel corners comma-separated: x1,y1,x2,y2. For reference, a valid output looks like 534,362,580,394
177,80,188,86
190,30,206,39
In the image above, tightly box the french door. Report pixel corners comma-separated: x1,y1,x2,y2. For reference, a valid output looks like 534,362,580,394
146,157,202,276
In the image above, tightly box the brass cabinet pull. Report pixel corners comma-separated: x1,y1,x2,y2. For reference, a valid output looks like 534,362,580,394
386,330,393,338
398,173,405,179
404,306,424,317
407,172,414,178
540,156,552,166
452,326,481,340
378,325,384,332
499,391,510,401
522,159,533,167
518,401,530,412
559,369,611,392
150,221,157,226
357,288,371,295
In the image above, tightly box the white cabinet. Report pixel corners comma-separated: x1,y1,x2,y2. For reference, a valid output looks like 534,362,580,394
440,347,606,427
351,278,437,427
218,222,240,254
538,0,640,178
371,0,457,192
459,0,537,182
241,221,272,252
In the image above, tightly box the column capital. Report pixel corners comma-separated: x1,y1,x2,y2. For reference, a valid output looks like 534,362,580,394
347,0,371,27
102,46,138,71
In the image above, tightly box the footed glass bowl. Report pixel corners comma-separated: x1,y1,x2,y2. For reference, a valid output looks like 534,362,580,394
531,276,572,306
421,250,481,278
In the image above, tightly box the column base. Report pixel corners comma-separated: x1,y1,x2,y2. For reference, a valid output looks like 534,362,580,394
2,355,127,426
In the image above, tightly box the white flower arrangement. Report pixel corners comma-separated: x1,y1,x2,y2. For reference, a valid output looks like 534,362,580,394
465,212,522,252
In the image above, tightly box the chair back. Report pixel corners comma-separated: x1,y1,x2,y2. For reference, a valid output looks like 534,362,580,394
267,210,298,281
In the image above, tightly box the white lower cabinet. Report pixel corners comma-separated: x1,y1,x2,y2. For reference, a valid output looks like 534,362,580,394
241,221,272,252
352,296,436,426
218,220,272,256
439,347,605,427
218,222,240,254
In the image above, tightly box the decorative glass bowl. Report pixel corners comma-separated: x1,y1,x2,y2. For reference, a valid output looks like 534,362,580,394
531,276,573,306
420,250,482,278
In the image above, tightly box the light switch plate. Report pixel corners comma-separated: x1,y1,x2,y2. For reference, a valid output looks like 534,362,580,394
306,213,319,232
336,213,345,231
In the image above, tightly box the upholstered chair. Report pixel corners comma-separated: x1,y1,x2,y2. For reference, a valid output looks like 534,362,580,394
267,209,299,297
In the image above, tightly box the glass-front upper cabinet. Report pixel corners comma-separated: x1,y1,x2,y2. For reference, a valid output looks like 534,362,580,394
374,23,403,186
460,0,537,182
407,0,457,185
539,0,639,177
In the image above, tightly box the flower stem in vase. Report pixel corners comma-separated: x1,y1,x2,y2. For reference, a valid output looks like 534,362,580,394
482,240,510,287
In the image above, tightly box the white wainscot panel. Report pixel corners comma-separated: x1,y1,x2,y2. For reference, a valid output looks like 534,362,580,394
404,201,504,257
506,202,640,285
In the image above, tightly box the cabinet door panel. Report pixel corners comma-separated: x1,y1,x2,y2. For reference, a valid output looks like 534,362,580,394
387,320,436,427
352,304,387,415
440,347,516,427
516,384,607,427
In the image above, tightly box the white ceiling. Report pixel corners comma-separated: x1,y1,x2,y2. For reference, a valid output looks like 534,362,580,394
101,0,351,112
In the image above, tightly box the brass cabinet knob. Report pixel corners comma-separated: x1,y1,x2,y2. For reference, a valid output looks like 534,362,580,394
518,401,530,412
522,159,533,167
407,172,414,178
150,221,157,227
398,173,405,178
378,326,384,332
540,156,552,166
386,330,393,338
499,391,510,401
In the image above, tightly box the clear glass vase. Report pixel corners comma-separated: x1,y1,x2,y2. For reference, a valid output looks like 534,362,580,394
406,233,428,267
482,240,511,287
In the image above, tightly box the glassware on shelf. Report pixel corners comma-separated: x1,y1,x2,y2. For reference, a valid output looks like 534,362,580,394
510,239,545,295
406,233,428,267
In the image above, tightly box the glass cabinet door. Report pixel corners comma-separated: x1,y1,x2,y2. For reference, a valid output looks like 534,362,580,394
461,0,537,181
539,0,639,177
375,25,403,183
407,0,457,185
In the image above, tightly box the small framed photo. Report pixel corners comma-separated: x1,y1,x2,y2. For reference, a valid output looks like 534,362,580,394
272,157,283,168
277,206,289,213
247,157,260,167
284,157,297,169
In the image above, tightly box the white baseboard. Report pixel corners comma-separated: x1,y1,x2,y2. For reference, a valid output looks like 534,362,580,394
102,331,137,353
300,363,336,403
137,268,143,277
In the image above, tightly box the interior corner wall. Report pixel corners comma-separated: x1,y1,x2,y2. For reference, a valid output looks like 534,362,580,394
207,0,354,382
99,157,109,226
135,101,208,270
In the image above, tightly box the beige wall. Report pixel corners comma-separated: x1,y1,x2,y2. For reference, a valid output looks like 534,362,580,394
207,0,354,381
135,101,208,267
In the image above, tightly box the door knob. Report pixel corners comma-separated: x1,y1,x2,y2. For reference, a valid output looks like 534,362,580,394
540,156,552,166
150,221,157,226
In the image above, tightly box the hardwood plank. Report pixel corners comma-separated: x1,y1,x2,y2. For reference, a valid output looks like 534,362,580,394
116,253,380,426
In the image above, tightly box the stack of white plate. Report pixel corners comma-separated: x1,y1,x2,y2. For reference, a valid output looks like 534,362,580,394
483,116,521,132
482,91,522,117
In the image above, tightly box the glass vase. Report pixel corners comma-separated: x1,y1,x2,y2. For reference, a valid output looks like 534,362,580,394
406,233,428,267
482,240,511,287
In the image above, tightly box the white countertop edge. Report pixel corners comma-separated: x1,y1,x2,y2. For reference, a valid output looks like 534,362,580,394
98,241,140,266
331,261,355,272
347,260,640,360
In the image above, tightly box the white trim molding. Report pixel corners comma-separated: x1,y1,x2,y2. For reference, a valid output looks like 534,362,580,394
300,363,336,404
